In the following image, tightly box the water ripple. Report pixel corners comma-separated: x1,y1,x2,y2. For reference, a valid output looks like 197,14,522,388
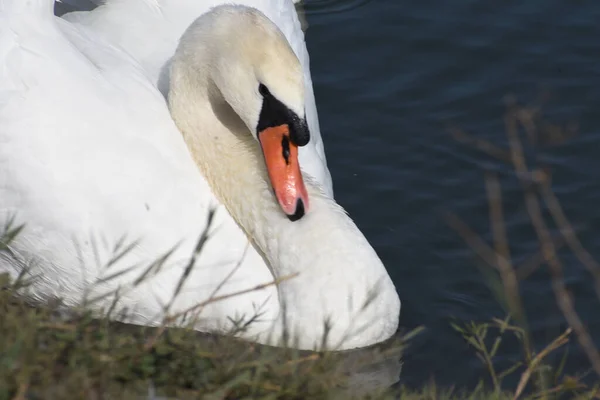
309,0,600,389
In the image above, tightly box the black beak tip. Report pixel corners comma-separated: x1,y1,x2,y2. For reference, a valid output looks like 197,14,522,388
290,130,310,147
286,198,305,222
293,134,310,147
289,118,310,147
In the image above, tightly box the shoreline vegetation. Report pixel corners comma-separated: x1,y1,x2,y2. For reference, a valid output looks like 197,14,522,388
1,100,600,399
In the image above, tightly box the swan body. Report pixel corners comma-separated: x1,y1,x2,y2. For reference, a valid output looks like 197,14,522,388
0,0,400,349
0,0,279,340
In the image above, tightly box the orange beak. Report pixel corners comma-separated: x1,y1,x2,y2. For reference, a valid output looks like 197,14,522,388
258,125,309,221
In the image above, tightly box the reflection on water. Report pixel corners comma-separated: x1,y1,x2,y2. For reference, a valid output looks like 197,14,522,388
159,329,404,399
317,338,403,398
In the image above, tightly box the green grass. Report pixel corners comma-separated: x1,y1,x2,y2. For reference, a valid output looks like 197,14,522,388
1,271,413,399
0,276,373,398
0,232,513,400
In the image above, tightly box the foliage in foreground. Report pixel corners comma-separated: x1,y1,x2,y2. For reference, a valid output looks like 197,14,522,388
0,270,409,399
445,97,600,399
0,274,526,400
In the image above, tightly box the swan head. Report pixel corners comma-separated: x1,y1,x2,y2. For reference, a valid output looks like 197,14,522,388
169,5,311,221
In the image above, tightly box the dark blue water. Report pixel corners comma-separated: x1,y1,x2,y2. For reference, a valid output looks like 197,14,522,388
305,0,600,389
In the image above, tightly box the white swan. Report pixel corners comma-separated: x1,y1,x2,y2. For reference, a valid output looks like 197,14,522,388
0,0,400,350
58,0,333,197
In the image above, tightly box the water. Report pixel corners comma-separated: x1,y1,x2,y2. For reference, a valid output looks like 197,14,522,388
304,0,600,389
52,0,600,391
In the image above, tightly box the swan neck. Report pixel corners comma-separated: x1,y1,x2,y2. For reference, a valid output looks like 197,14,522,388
167,33,400,349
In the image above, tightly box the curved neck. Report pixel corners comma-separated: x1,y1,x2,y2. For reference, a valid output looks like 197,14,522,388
170,76,398,349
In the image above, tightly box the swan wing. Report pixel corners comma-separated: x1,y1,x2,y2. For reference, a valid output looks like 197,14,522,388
0,0,277,329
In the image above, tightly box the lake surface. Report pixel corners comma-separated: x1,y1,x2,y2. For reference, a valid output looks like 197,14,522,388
51,0,600,392
303,0,600,389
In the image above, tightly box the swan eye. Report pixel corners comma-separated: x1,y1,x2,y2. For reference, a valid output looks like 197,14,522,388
258,83,270,97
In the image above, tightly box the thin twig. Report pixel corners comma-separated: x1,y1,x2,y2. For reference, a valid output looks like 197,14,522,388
444,212,504,272
516,235,567,280
168,273,297,325
513,328,572,400
484,172,527,331
449,127,512,163
538,179,600,300
190,242,250,323
505,106,600,378
166,208,217,314
143,274,298,351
